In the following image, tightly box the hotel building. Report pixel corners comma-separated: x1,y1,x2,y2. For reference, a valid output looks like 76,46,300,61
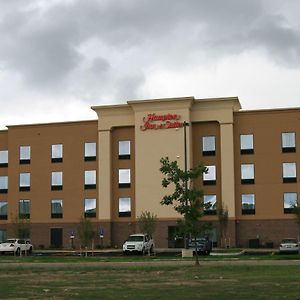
0,96,299,249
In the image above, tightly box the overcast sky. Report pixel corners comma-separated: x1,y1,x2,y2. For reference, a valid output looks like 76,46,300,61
1,0,300,129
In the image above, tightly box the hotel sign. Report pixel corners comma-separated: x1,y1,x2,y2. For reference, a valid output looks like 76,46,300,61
140,113,183,131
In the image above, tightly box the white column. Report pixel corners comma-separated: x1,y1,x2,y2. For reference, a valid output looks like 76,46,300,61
98,130,111,220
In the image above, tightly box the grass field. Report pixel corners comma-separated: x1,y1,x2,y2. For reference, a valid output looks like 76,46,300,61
1,256,300,299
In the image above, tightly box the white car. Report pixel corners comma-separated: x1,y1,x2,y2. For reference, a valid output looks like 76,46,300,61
123,234,154,255
279,238,299,254
0,239,33,255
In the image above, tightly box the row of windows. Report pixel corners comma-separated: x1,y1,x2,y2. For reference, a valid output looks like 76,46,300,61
0,197,132,220
0,168,132,193
202,163,298,186
203,193,298,215
240,162,298,184
0,140,132,167
0,142,97,167
201,132,297,156
0,170,97,193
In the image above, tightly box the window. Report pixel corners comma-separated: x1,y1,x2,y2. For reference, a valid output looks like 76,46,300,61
282,132,296,153
0,229,6,242
283,162,297,183
19,199,30,219
0,150,8,167
84,198,96,218
241,194,255,215
241,164,255,184
0,201,8,220
284,193,297,214
203,195,217,215
51,199,63,218
19,173,30,191
240,134,254,154
119,169,131,188
51,144,63,163
119,141,131,159
51,171,63,190
119,197,131,217
202,136,215,156
84,142,96,161
203,166,216,185
0,176,8,193
84,170,96,189
20,146,31,164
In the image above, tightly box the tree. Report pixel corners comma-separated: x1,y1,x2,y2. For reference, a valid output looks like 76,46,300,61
11,214,30,239
138,211,157,255
217,204,229,248
137,211,157,237
293,205,300,241
159,157,209,265
77,217,95,255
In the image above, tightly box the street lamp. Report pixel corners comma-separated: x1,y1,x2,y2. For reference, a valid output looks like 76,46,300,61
183,121,189,248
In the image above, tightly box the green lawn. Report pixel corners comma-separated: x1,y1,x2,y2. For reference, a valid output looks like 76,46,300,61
1,259,300,299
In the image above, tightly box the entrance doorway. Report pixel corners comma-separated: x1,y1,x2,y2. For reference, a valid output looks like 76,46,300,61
50,228,63,248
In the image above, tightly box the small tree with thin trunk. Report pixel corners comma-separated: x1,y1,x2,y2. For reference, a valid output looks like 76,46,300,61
217,204,229,248
138,211,157,255
293,205,300,241
160,157,209,265
11,214,30,239
77,217,95,255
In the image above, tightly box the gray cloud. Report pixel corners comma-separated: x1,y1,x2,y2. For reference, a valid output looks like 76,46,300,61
0,0,299,118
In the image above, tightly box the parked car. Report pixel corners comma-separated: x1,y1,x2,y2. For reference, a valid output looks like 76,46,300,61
188,236,212,255
123,234,154,255
279,238,299,254
0,239,33,255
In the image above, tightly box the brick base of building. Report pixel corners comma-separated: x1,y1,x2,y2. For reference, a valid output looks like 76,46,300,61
0,219,298,249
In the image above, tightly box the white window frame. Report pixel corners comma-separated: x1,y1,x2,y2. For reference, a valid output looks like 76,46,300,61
203,195,217,213
0,150,8,165
202,136,216,154
241,194,255,214
19,173,30,190
0,176,8,191
119,141,131,158
51,144,63,161
119,169,131,187
51,171,63,187
283,162,297,182
84,142,96,159
241,164,255,183
240,134,254,152
20,146,31,161
119,197,131,217
84,198,96,218
84,170,96,188
283,192,297,213
282,132,296,150
203,166,216,184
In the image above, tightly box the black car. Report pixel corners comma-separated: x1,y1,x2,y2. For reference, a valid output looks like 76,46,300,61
188,237,212,255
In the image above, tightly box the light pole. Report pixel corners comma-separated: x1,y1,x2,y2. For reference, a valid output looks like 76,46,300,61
183,121,189,248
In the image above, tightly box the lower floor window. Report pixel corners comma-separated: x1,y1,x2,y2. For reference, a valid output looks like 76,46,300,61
0,229,6,242
284,192,297,214
0,201,7,220
203,195,217,215
51,199,63,218
19,199,30,219
84,198,96,218
241,194,255,215
119,197,131,217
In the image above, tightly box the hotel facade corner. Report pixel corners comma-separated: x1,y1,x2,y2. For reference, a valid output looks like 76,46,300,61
0,96,299,249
